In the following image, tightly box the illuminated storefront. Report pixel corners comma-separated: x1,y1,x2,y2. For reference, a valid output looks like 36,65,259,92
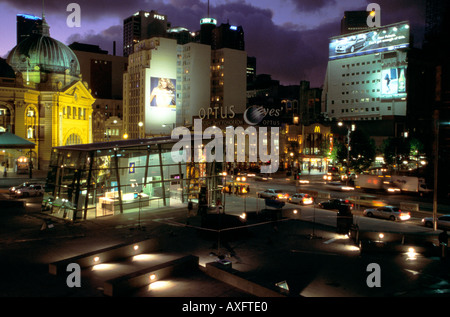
42,137,222,221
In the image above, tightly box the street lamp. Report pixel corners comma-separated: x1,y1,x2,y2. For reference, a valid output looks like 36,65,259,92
138,122,143,139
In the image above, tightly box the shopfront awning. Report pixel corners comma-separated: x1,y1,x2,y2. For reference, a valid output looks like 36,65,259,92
0,132,35,149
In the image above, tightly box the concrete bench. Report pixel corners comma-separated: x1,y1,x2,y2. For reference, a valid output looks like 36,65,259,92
103,255,199,296
203,262,286,297
49,238,159,275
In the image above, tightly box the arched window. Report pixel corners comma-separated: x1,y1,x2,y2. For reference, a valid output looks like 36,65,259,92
65,133,82,145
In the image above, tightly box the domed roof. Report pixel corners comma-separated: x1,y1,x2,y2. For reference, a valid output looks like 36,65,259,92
6,33,80,77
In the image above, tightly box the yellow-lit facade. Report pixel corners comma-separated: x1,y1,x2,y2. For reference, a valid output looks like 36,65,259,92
0,77,95,170
0,17,95,171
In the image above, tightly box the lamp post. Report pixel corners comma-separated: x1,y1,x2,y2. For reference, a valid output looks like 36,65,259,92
138,122,143,139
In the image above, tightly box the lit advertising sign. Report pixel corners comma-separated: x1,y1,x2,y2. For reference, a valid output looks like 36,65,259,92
145,76,176,135
329,22,410,60
381,67,407,100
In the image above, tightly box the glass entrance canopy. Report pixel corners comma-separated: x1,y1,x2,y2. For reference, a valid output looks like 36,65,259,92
42,136,222,221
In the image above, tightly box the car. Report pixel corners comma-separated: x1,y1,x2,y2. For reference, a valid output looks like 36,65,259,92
257,189,289,200
254,173,272,181
422,215,450,230
347,195,387,208
289,193,313,205
14,183,45,198
363,206,411,221
318,199,353,210
9,182,37,195
335,35,366,54
324,181,355,191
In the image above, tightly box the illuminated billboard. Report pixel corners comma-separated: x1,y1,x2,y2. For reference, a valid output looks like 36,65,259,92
145,75,177,135
329,22,410,60
381,67,407,100
149,77,176,108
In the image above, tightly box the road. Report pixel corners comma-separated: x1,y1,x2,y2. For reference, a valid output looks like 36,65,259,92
227,175,446,220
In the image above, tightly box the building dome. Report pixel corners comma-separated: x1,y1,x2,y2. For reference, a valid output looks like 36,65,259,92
6,34,80,77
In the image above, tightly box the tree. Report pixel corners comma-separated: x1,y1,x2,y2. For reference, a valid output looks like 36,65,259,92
330,141,347,166
349,129,376,173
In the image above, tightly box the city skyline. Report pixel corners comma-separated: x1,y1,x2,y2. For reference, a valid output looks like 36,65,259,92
0,0,426,87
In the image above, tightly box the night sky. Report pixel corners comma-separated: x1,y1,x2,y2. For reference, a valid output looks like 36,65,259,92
0,0,426,87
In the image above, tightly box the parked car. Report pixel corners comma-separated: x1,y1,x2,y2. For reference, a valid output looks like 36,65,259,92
257,189,289,200
422,215,450,230
14,183,45,198
363,206,411,221
289,193,313,205
318,199,353,210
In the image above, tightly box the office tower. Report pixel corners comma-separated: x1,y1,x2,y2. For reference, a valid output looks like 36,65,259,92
323,21,410,143
123,10,168,57
200,17,217,45
16,14,43,44
212,23,245,50
340,11,371,35
211,48,247,115
246,56,256,84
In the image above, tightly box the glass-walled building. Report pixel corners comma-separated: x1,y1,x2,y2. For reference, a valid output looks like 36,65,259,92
42,136,222,221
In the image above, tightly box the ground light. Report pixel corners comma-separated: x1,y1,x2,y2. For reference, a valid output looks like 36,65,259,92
132,254,155,262
92,263,117,271
405,247,418,260
148,280,173,291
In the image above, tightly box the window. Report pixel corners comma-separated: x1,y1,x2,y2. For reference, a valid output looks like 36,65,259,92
27,126,34,139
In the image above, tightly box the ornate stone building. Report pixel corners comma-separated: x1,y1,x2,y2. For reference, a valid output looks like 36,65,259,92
0,16,95,171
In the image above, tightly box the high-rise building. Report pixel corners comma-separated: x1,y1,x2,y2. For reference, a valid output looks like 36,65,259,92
16,14,42,44
199,17,217,46
211,48,247,114
69,42,128,142
212,23,245,51
323,21,410,144
340,11,371,35
123,10,168,57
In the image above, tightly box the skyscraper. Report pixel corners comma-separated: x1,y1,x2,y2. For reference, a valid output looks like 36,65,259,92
16,14,42,44
212,23,245,51
323,21,411,145
123,10,168,57
340,11,371,35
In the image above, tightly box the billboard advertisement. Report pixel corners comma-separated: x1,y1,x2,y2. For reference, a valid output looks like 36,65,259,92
145,75,177,135
329,22,410,60
381,67,407,100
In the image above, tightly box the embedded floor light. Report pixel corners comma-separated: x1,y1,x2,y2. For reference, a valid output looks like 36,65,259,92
149,274,156,281
93,256,100,263
133,245,139,251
